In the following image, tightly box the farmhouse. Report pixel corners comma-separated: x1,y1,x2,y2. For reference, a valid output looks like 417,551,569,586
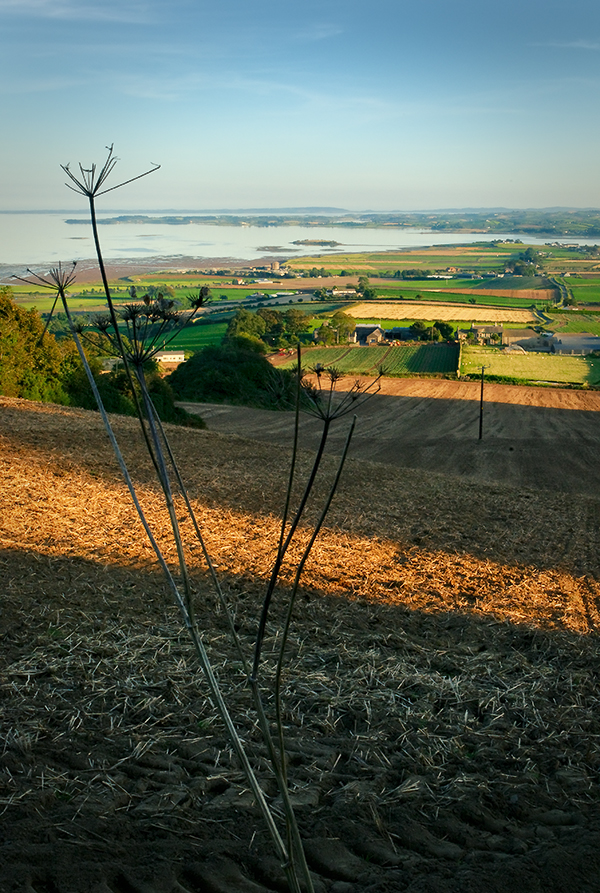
456,324,504,345
352,325,386,345
331,288,357,297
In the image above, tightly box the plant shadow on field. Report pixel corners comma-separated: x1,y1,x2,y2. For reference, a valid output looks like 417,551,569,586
2,398,600,891
1,544,600,893
4,396,600,580
182,391,600,498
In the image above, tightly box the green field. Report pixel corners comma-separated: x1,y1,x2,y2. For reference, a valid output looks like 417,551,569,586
372,287,546,309
546,312,600,335
284,242,600,277
169,322,227,350
566,279,600,305
280,343,459,377
383,343,459,375
460,345,600,386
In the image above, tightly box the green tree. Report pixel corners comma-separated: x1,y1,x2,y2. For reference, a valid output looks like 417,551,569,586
435,321,455,340
409,321,427,340
226,308,267,340
330,311,355,341
0,287,70,402
257,307,284,331
314,324,336,345
283,308,308,338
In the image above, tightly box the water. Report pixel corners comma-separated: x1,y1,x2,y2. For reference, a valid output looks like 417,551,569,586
1,211,597,272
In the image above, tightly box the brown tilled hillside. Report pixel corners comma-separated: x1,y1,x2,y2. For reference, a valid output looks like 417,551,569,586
1,395,599,893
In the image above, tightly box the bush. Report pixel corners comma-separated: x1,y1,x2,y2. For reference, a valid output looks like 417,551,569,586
168,342,297,409
63,359,205,427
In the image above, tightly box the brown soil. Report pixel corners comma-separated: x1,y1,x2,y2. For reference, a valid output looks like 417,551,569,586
183,377,600,494
1,396,600,893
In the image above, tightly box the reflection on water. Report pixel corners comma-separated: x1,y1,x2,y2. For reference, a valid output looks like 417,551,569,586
1,211,597,270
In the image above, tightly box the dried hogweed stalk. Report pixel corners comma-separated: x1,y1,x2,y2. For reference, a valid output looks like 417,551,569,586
19,148,384,893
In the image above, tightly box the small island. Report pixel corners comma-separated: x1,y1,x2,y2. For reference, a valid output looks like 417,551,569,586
291,239,342,247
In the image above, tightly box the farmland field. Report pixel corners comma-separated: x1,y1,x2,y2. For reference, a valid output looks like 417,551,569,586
169,321,227,350
373,287,552,308
460,344,600,385
547,312,600,335
349,301,536,323
317,345,390,373
4,396,600,893
279,343,459,376
289,346,354,366
567,279,600,304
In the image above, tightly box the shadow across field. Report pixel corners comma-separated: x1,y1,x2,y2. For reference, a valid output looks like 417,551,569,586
1,544,599,893
181,391,600,496
3,396,600,580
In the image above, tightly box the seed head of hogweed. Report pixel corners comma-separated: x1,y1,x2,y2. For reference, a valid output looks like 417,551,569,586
14,261,78,294
11,262,78,342
301,364,383,422
61,144,159,199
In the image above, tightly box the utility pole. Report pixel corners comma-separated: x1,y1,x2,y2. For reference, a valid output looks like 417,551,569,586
479,365,485,440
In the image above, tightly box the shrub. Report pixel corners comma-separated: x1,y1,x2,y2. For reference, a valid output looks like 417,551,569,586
169,342,296,409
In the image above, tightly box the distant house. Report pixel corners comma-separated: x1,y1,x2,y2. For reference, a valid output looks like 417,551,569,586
456,325,503,345
155,349,185,367
352,325,386,345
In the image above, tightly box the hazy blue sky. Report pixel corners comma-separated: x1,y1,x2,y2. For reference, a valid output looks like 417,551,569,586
2,0,599,210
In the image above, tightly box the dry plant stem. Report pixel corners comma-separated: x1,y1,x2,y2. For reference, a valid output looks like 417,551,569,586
252,417,332,681
134,367,196,610
61,296,301,891
144,366,313,893
273,418,356,878
275,349,303,562
86,193,161,476
275,415,357,782
149,406,248,669
39,293,59,343
57,294,184,606
60,151,314,892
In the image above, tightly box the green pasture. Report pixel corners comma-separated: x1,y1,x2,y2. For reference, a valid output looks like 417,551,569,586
169,322,227,351
285,242,600,278
284,244,517,275
566,279,600,305
460,345,600,386
279,345,387,374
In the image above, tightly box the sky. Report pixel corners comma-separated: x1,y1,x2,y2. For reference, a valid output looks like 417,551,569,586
1,0,600,211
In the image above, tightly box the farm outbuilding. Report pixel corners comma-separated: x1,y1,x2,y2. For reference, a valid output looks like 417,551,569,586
155,349,186,367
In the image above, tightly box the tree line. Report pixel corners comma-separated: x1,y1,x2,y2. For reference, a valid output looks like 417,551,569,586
0,288,202,426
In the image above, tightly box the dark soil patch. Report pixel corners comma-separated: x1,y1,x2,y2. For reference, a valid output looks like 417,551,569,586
1,397,599,892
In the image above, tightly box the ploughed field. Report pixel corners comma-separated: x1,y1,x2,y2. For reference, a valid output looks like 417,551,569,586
1,396,600,893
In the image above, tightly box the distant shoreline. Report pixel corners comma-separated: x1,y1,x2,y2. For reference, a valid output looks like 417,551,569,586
0,253,293,284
